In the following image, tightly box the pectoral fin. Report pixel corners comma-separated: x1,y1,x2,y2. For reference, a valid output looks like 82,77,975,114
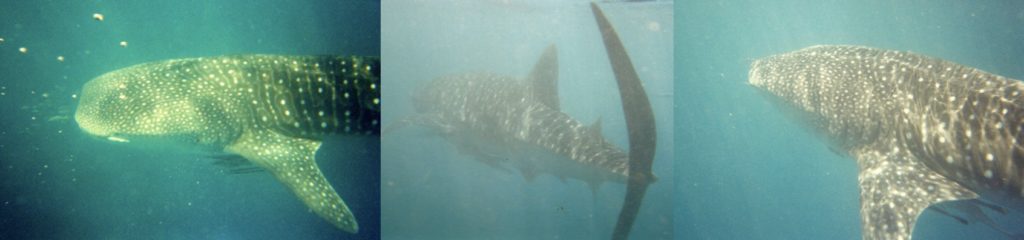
226,129,358,233
854,147,977,240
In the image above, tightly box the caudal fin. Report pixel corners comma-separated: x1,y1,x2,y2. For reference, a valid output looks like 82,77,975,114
590,2,658,240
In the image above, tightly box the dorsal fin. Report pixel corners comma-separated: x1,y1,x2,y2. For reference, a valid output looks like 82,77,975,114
588,117,603,135
528,45,560,110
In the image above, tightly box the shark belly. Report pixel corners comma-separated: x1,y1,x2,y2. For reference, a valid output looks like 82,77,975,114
75,54,380,233
751,45,1024,239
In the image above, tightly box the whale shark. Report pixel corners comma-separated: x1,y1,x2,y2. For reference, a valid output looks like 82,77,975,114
389,3,656,239
750,45,1024,239
397,44,632,185
74,54,380,233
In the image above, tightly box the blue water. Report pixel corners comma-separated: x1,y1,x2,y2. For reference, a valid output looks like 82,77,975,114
0,0,379,239
677,0,1024,239
381,1,673,239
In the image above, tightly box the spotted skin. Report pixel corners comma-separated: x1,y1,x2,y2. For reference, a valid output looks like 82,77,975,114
75,55,380,233
750,45,1024,240
404,46,630,187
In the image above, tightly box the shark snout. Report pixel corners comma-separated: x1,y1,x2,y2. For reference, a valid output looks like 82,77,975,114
75,118,106,137
748,59,765,87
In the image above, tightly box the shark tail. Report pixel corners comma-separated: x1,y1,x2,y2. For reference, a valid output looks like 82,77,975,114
591,2,658,240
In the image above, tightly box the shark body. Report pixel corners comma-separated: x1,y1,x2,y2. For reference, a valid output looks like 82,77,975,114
406,45,631,186
750,45,1024,239
75,55,380,233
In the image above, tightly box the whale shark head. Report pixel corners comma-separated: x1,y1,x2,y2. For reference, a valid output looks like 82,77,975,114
75,62,240,151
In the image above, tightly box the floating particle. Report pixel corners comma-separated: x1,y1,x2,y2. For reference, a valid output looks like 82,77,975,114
119,41,127,47
646,21,662,32
0,37,4,44
57,56,65,62
18,47,27,53
93,13,104,21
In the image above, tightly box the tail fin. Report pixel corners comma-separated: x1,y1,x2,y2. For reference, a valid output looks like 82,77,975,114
590,2,658,240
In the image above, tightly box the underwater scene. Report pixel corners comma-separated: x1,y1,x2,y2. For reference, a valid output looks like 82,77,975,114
17,0,1023,239
678,0,1024,239
381,0,673,239
0,1,379,239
